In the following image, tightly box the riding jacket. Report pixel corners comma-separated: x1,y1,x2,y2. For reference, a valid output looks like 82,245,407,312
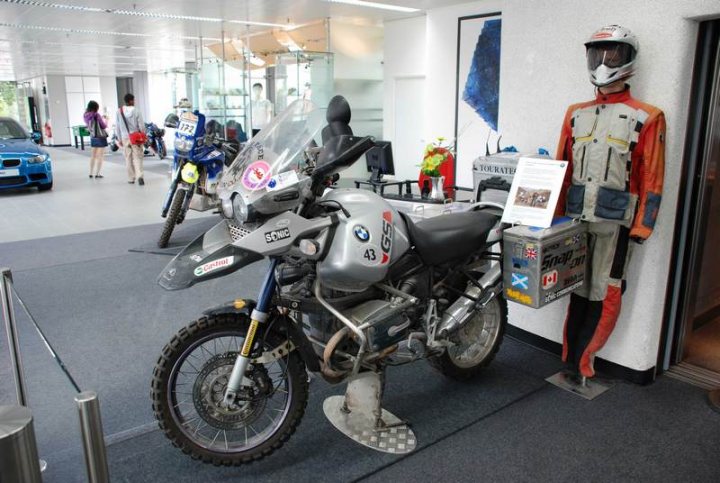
555,88,665,240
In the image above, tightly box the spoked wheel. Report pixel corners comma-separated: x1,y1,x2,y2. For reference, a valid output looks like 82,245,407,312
152,314,308,466
429,295,507,380
157,190,185,248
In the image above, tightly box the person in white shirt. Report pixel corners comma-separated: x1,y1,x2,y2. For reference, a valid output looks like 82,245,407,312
115,93,146,185
250,83,273,137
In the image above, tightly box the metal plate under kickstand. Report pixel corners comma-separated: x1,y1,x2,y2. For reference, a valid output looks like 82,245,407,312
546,369,614,400
323,372,416,454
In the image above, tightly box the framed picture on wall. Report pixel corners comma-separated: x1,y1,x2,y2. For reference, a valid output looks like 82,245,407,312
454,12,502,185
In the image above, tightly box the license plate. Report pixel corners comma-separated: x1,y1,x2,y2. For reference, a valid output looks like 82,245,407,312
0,169,19,177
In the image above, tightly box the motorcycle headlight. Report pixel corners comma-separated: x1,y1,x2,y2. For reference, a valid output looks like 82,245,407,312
174,137,192,152
27,154,47,164
232,195,249,222
221,198,234,219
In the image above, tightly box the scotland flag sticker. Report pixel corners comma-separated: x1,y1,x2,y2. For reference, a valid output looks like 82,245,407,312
511,273,529,290
354,225,370,242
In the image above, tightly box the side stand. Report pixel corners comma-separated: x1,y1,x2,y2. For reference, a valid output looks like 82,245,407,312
546,369,614,400
323,370,416,454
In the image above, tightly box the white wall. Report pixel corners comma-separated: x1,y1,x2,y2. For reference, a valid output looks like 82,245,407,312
44,75,70,146
383,15,427,181
330,19,385,179
384,0,720,374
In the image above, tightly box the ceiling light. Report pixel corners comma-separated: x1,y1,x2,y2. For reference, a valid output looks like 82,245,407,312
325,0,420,13
0,22,220,41
2,1,294,28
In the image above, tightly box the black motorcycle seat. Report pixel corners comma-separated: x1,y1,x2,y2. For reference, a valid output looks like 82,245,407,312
401,210,499,266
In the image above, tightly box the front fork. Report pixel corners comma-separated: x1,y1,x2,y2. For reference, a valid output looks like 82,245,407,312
161,159,183,217
223,258,279,407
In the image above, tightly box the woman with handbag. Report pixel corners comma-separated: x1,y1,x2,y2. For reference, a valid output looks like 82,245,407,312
114,93,147,186
83,100,108,178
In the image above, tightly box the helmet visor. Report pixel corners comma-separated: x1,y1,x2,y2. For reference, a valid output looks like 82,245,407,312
587,42,634,70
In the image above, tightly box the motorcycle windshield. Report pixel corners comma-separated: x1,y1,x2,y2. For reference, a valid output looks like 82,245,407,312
158,220,262,290
218,100,325,203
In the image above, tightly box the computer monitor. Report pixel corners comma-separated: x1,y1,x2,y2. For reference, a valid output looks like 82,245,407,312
365,140,394,183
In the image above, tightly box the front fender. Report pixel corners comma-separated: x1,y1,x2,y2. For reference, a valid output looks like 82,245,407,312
202,299,257,317
158,220,263,290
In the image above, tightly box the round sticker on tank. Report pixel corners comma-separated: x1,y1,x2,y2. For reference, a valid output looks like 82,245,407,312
357,244,382,266
241,161,271,191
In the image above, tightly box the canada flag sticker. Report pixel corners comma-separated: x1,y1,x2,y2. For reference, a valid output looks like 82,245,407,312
542,270,558,290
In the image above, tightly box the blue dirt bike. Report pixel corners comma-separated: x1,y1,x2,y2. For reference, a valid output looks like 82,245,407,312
158,111,239,248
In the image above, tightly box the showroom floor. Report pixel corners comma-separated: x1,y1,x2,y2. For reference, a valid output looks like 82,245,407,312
0,149,719,482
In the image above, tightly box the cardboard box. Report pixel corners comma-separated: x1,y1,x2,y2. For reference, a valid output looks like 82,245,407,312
502,220,587,308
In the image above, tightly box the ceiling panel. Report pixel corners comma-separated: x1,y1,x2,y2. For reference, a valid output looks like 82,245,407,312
0,0,469,80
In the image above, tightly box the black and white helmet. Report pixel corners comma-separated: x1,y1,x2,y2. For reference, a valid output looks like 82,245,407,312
585,25,639,87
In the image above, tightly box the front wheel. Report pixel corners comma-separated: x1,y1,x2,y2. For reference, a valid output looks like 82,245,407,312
428,295,507,380
157,190,185,248
151,314,309,466
158,141,167,159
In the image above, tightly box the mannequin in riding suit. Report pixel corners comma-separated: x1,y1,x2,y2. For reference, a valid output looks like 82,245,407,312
555,25,665,378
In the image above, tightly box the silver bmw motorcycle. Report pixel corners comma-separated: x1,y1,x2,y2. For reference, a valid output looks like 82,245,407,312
152,97,508,464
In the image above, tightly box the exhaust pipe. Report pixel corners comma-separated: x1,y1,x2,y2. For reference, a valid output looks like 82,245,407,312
438,264,502,337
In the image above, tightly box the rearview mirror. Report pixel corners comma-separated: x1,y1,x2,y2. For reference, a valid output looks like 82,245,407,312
31,131,41,143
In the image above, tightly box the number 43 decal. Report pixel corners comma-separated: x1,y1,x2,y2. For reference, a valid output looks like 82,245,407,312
363,248,377,261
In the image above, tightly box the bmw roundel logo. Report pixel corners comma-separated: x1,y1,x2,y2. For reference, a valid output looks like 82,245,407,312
353,225,370,242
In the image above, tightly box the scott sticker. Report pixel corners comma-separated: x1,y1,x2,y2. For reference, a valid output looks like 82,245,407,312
506,288,533,305
241,161,271,190
542,270,558,290
265,228,291,243
380,211,393,264
194,256,234,277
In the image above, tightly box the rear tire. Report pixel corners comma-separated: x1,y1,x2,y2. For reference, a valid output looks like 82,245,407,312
157,190,185,248
151,314,309,466
428,295,507,380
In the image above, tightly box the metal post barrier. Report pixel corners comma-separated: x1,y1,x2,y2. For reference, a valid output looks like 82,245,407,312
0,405,43,483
75,391,110,483
2,266,111,481
1,267,29,406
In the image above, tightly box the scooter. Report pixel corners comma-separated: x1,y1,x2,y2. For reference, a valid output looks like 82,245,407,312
145,122,167,159
157,111,239,248
151,97,508,464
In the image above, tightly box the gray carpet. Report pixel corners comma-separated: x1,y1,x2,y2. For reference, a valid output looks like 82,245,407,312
1,221,719,482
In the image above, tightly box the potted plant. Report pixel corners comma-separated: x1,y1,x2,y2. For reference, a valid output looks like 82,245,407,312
420,137,455,201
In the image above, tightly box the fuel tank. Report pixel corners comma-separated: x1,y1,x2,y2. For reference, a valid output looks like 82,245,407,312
317,189,410,292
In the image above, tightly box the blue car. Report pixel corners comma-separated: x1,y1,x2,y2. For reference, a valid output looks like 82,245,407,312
0,117,53,192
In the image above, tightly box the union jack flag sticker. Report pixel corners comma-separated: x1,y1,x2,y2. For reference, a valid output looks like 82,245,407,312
572,234,582,244
524,247,538,260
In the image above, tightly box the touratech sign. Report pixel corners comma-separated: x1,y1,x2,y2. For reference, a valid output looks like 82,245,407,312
474,165,516,175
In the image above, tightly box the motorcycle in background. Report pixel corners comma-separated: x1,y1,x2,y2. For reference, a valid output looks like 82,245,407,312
145,122,167,159
109,132,120,152
157,111,239,248
151,98,508,464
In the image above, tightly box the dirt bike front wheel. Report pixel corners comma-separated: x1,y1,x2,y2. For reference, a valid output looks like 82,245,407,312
151,314,309,466
157,189,185,248
429,295,507,380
